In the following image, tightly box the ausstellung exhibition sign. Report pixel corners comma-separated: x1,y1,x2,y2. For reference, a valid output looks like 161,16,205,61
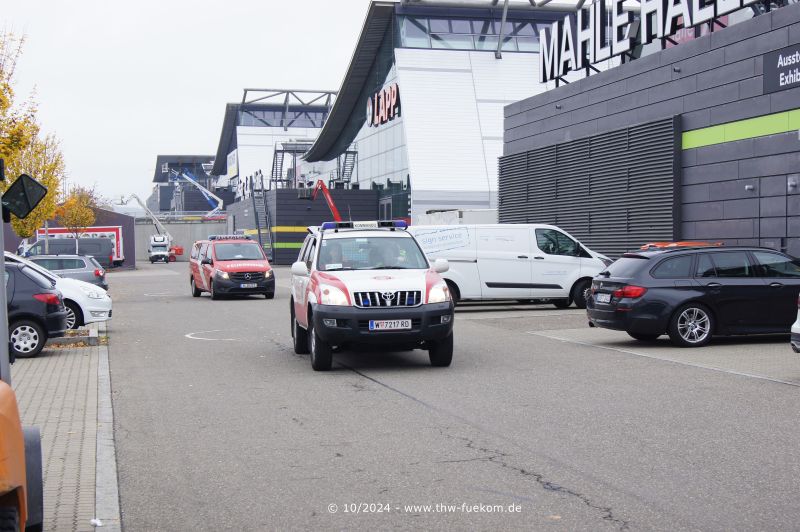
539,0,760,83
763,44,800,94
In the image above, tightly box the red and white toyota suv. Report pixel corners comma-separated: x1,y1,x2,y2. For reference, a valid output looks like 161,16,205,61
290,221,455,371
189,235,275,300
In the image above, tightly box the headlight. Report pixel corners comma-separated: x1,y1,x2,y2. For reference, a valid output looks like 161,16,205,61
215,270,229,279
319,284,349,306
78,285,103,299
265,270,273,278
427,281,451,304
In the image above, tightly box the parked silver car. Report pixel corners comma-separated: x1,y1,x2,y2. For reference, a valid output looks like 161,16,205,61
28,255,109,290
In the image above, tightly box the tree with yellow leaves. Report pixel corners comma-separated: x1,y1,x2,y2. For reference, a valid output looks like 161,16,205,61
56,187,96,238
0,31,65,237
8,134,64,237
0,31,38,188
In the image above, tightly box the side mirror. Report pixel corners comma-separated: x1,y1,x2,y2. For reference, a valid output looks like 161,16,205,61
201,257,212,265
291,261,310,277
433,258,449,274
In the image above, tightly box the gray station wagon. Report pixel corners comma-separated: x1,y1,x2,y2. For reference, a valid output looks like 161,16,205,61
29,255,109,290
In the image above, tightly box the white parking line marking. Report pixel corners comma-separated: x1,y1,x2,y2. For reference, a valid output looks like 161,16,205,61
143,293,175,297
184,330,240,341
528,331,800,388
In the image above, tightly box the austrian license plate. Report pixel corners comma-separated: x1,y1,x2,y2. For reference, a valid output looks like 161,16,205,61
240,283,258,289
595,293,611,304
369,319,412,331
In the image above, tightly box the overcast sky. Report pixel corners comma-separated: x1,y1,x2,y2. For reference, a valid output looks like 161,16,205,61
4,0,372,203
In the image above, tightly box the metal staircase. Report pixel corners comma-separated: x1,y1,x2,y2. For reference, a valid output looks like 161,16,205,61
339,151,357,183
271,149,285,184
251,189,275,261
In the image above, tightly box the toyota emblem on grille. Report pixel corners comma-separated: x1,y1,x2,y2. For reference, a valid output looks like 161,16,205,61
244,273,252,280
382,291,395,301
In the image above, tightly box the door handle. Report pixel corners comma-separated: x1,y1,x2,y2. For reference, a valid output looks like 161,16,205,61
518,255,528,259
769,282,784,287
534,256,545,260
706,283,722,287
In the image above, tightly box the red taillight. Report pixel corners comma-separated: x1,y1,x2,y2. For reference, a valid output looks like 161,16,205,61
612,285,647,299
94,269,104,277
109,255,114,264
33,293,61,305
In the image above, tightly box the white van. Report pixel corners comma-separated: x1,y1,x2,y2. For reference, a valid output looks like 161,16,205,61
409,224,611,308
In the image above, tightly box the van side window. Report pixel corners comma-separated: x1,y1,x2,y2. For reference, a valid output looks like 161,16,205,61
190,245,199,260
535,229,578,256
199,243,209,261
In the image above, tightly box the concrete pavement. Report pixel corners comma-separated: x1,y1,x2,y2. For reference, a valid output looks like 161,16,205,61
12,322,120,532
107,262,800,531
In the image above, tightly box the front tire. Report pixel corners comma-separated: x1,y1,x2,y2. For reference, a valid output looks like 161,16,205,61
428,334,453,367
265,292,275,300
291,303,309,355
210,281,220,300
668,303,713,347
64,300,83,330
553,299,571,309
445,281,460,307
571,279,592,310
10,320,46,358
191,277,201,297
309,321,332,371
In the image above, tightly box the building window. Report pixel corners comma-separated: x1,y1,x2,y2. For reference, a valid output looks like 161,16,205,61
397,15,540,53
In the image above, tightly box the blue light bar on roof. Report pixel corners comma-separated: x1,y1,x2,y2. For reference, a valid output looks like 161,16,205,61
320,220,408,231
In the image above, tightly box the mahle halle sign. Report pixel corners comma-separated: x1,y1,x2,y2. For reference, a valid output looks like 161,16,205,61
539,0,761,83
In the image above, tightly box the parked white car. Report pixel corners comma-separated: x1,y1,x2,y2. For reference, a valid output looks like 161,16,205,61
5,252,112,329
408,224,611,308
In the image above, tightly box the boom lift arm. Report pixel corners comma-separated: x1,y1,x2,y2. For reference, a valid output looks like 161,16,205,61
118,194,173,245
170,169,224,216
308,180,342,222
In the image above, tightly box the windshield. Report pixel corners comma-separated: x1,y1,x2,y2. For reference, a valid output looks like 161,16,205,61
317,236,429,271
214,242,264,261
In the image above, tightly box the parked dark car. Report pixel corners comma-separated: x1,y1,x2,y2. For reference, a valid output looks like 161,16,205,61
587,246,800,347
6,262,68,358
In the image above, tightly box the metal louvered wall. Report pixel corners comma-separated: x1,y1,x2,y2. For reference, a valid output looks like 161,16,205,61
499,117,681,258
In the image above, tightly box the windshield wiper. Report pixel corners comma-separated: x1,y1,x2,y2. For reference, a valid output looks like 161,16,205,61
369,266,413,270
324,267,353,271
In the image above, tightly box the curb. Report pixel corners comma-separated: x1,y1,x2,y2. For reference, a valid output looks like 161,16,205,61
47,328,99,347
95,321,121,531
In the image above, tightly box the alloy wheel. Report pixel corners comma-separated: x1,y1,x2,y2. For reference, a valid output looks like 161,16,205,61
64,306,76,330
11,325,40,354
677,307,710,344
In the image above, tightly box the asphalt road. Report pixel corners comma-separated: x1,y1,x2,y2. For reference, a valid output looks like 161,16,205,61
107,262,800,531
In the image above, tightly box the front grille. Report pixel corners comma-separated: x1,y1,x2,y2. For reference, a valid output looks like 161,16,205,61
359,319,422,330
230,271,265,282
353,291,422,308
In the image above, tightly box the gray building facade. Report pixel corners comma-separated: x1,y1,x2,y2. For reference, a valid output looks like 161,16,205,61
501,4,800,257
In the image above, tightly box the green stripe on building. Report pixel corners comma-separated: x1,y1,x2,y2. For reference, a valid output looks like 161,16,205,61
273,242,304,249
682,108,800,150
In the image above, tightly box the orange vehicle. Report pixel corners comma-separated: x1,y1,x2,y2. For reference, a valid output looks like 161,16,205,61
0,379,43,532
640,241,723,250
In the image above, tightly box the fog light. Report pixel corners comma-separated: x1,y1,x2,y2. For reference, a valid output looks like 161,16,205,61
323,318,337,327
440,315,452,324
90,311,107,318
